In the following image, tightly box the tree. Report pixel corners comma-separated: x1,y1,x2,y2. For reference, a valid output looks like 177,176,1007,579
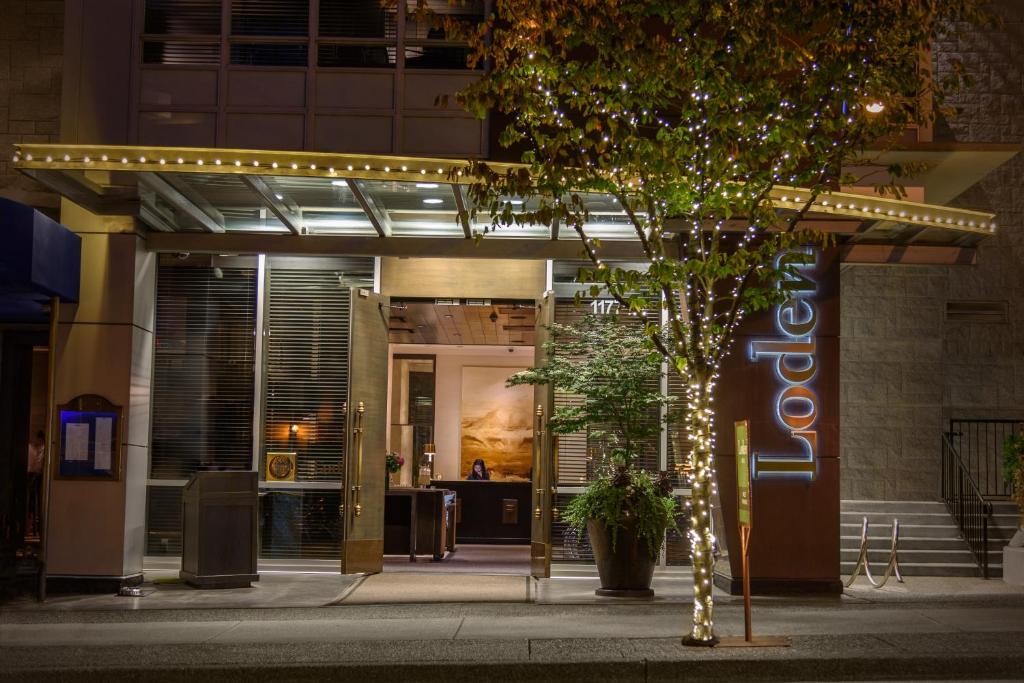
508,315,670,458
508,315,677,558
454,0,989,644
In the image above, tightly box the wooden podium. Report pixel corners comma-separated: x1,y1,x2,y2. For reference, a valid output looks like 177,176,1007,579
180,471,259,588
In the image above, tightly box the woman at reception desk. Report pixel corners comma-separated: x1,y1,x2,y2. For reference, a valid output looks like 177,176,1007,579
466,459,490,480
433,460,530,544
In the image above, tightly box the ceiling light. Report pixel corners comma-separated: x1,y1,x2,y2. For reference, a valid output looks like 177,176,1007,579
274,194,284,200
423,198,443,205
331,180,347,187
510,199,524,205
416,183,440,189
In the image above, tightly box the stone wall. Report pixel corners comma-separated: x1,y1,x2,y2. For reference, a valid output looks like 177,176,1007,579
840,1,1024,500
0,0,63,211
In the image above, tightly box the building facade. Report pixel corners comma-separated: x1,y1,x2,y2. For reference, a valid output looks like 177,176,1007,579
0,0,1020,593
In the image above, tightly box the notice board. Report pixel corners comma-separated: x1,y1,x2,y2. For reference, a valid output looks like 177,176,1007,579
56,394,123,480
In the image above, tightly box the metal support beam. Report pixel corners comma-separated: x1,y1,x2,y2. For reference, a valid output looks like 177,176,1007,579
239,175,302,235
138,203,176,233
161,173,227,231
138,172,225,233
145,231,632,259
841,244,976,265
346,179,392,237
451,184,473,238
21,168,137,215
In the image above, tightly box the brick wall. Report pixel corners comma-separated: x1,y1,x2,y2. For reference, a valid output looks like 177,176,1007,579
0,0,63,211
840,1,1024,500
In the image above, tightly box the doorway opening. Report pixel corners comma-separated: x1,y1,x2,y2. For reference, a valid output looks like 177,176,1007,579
383,299,537,576
0,336,49,597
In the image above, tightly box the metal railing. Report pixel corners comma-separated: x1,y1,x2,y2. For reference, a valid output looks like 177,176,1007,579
940,433,992,578
948,419,1024,499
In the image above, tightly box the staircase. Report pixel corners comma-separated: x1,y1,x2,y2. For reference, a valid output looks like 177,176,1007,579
841,500,1020,578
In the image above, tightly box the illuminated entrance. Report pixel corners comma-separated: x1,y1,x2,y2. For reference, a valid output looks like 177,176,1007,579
13,143,998,591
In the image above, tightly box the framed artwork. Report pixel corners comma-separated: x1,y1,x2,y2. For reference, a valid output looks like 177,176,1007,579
459,366,533,481
266,452,297,482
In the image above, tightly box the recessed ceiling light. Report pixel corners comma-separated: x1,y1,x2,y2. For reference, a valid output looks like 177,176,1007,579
416,183,440,189
423,198,443,205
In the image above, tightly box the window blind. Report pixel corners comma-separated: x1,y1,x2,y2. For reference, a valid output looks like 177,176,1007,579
263,269,353,483
150,264,258,479
231,0,309,36
144,0,222,35
320,0,397,38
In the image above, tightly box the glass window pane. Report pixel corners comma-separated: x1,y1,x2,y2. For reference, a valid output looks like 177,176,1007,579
359,179,465,237
404,0,483,41
259,489,342,559
151,263,258,479
267,175,378,236
318,43,396,68
320,0,397,39
232,0,309,36
230,43,309,67
263,263,372,484
145,0,222,35
167,173,292,233
143,41,221,65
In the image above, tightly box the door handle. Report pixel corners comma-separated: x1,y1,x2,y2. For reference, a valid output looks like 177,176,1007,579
534,403,544,520
551,437,559,520
352,401,365,518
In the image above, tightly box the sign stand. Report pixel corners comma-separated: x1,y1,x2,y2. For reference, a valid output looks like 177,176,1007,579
716,420,791,648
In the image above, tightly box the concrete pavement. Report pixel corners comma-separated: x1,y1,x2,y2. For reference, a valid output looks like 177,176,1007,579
2,573,1023,681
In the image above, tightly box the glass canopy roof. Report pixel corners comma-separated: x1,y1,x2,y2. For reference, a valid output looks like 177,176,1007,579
12,143,1000,252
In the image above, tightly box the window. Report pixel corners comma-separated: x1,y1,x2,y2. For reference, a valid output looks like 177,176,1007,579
318,0,398,68
231,0,309,36
403,0,483,70
230,0,309,66
143,0,222,64
150,262,258,479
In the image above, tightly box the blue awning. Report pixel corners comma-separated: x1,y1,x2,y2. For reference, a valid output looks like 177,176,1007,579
0,197,80,322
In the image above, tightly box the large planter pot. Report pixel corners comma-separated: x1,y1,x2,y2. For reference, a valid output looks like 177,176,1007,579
587,519,658,598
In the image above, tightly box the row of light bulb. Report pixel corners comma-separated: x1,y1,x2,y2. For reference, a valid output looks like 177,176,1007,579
14,149,993,232
15,151,458,178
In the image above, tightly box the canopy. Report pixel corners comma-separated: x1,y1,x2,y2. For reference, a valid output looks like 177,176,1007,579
13,143,1004,265
0,197,81,322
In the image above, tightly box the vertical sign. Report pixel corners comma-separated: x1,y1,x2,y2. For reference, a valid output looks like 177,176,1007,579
735,420,751,527
735,419,753,642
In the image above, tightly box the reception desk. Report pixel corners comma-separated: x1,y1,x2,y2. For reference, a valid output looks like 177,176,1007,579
431,480,531,544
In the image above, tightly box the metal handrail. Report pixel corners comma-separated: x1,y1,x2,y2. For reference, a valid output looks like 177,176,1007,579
948,419,1024,499
940,432,993,578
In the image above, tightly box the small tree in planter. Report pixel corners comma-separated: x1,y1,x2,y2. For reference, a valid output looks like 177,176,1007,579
509,314,676,596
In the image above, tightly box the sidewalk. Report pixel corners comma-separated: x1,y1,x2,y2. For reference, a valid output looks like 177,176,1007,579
3,572,1023,681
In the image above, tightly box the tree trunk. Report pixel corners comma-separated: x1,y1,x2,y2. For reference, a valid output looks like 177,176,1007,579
684,379,718,645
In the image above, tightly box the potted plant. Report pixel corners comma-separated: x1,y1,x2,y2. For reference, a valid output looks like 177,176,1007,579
385,452,404,491
1003,434,1024,528
509,314,676,597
